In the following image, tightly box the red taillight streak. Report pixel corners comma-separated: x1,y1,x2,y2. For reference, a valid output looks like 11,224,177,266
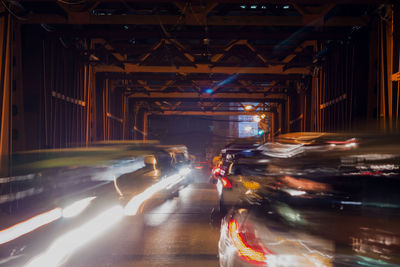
228,219,271,265
361,171,383,175
221,177,232,188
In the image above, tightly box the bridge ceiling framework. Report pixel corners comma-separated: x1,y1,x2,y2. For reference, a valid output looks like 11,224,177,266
0,0,399,157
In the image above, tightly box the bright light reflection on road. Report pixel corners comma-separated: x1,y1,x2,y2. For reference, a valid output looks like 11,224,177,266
145,199,178,227
0,208,62,245
25,205,123,267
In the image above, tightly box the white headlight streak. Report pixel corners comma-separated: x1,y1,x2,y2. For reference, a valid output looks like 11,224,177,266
62,197,97,218
25,205,123,267
24,167,192,266
0,208,62,245
124,167,191,216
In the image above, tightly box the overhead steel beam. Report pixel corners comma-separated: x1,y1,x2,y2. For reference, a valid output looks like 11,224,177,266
128,92,286,103
23,14,368,27
21,0,388,3
49,30,348,41
116,84,290,90
95,64,310,75
147,111,273,116
132,98,284,103
100,73,306,81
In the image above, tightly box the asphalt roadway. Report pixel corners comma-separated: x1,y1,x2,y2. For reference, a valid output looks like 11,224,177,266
67,172,220,267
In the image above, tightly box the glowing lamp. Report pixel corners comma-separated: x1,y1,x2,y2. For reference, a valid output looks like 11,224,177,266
244,105,253,111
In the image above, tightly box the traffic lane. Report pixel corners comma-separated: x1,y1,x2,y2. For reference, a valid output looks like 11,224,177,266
64,181,220,267
0,167,172,267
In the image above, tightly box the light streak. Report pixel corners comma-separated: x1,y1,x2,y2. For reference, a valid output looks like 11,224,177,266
25,205,123,267
124,167,191,216
340,201,362,205
62,197,96,218
0,196,97,245
0,208,62,245
113,175,124,197
283,188,306,196
228,219,269,264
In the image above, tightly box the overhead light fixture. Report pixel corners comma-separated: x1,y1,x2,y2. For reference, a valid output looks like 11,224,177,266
283,5,290,9
261,114,266,119
244,105,254,111
205,88,213,94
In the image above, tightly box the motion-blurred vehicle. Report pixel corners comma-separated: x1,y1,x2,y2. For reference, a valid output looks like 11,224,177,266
217,132,360,213
157,145,191,169
219,134,400,267
210,140,261,184
112,144,193,213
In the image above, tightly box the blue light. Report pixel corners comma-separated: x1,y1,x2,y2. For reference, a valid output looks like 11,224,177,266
205,88,213,94
258,130,265,135
283,5,290,9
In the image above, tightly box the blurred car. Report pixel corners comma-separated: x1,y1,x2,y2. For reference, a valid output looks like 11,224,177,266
210,141,261,184
217,157,270,213
217,132,361,213
219,134,400,267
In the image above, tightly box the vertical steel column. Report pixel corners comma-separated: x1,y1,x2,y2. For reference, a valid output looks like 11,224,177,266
277,104,282,136
143,112,149,141
133,105,139,140
378,6,394,131
11,21,25,152
85,64,91,145
286,96,290,133
0,14,11,173
89,64,97,143
270,112,275,141
311,70,319,131
392,3,400,128
122,95,128,140
102,78,108,140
